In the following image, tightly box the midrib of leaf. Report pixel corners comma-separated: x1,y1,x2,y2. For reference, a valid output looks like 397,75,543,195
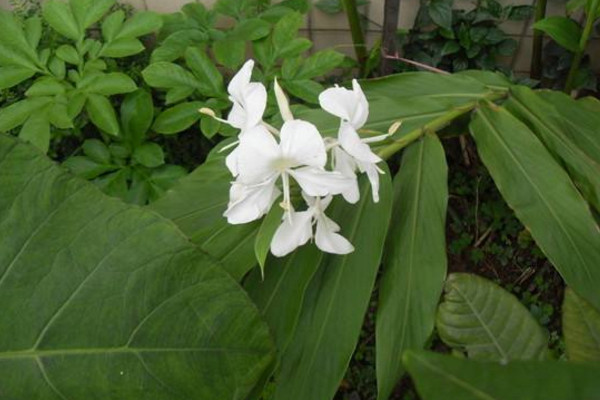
412,353,498,400
451,282,508,361
476,110,592,282
509,96,600,170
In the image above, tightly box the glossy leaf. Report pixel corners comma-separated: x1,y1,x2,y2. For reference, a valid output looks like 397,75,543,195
437,273,548,361
376,134,448,400
0,134,275,399
404,350,600,400
153,102,204,135
274,170,393,400
184,47,225,96
506,86,600,212
533,17,581,52
470,104,600,311
563,287,600,362
149,156,260,281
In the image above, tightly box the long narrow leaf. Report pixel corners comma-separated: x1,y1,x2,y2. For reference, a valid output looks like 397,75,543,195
563,287,600,362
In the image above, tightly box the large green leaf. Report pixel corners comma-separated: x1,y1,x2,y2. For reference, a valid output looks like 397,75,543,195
469,104,600,311
376,134,448,400
0,10,40,71
149,156,259,280
533,17,581,53
404,350,600,400
0,134,274,399
437,273,548,361
274,171,393,400
563,287,600,362
42,0,81,40
142,62,204,92
506,87,600,212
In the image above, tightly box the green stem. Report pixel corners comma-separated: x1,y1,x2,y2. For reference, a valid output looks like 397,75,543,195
564,0,600,93
531,0,548,79
341,0,368,76
377,91,507,160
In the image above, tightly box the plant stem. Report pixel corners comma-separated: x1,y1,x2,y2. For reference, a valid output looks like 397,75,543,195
564,0,599,94
530,0,548,80
377,91,507,160
341,0,368,76
380,0,401,75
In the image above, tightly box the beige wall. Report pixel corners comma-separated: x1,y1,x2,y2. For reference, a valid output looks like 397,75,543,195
1,0,598,73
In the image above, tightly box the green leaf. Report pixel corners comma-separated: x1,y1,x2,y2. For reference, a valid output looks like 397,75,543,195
47,102,73,129
95,168,128,199
376,135,448,400
496,38,517,56
437,273,548,361
228,18,271,41
278,38,312,59
0,66,35,90
469,103,600,311
80,72,137,96
121,89,153,146
184,47,224,96
254,205,284,274
563,287,600,362
165,87,195,105
101,10,125,42
566,0,586,14
274,171,393,400
404,350,600,400
24,16,42,49
142,62,203,91
296,49,345,79
533,17,581,53
63,155,116,179
19,112,51,153
86,94,120,136
99,38,145,58
506,86,600,213
82,138,111,164
133,142,165,168
441,41,460,56
149,155,260,280
200,114,221,138
429,0,453,30
0,10,40,70
25,77,65,97
0,134,275,398
0,97,52,132
213,39,246,70
56,45,80,65
281,79,324,104
42,0,81,40
70,0,114,32
153,102,203,135
151,29,208,63
115,11,162,39
272,11,304,51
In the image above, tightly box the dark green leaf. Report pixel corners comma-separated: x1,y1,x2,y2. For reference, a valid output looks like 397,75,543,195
254,205,285,274
213,39,246,70
376,135,448,400
296,49,345,79
563,287,600,362
133,142,165,168
82,138,111,164
441,41,461,56
63,155,116,179
142,62,203,91
153,102,203,135
121,89,153,146
86,94,120,136
429,0,453,30
534,17,581,52
281,79,324,104
185,47,224,96
19,112,50,153
228,18,271,41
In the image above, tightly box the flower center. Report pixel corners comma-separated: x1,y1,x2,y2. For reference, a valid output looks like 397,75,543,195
271,157,297,172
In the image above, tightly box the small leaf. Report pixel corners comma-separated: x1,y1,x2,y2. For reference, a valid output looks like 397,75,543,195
533,17,581,52
121,89,153,146
81,72,137,96
63,155,116,179
83,139,111,164
56,44,80,65
142,62,203,91
133,142,165,168
0,66,35,90
19,112,50,153
24,16,42,49
429,0,453,31
563,287,600,362
115,11,162,39
184,47,224,96
281,79,323,104
201,114,221,138
47,102,73,129
70,0,114,32
254,205,285,275
48,56,66,79
99,38,145,58
42,0,81,40
86,93,120,136
101,10,125,42
278,38,312,59
0,97,51,132
437,273,549,362
165,87,195,105
272,11,304,51
153,102,204,135
295,49,345,79
441,41,460,56
213,39,246,70
25,77,65,97
228,18,271,41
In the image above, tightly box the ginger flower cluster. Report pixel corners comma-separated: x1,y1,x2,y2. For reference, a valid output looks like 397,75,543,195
208,60,388,257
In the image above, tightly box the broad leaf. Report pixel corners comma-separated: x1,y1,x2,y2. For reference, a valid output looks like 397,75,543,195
80,72,137,96
19,111,51,153
376,134,448,400
133,142,165,168
429,0,453,30
563,287,600,362
0,67,35,90
115,11,163,39
70,0,114,32
121,89,154,146
404,350,600,400
0,134,275,399
99,38,145,58
533,17,581,52
149,156,260,281
506,86,600,212
470,104,600,311
86,94,120,136
437,273,548,361
274,171,393,400
296,50,345,80
0,97,52,132
142,62,203,91
153,102,204,135
185,47,225,96
42,0,81,40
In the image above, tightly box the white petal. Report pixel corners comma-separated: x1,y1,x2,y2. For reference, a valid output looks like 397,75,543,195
236,125,280,184
228,59,254,102
361,161,381,203
279,120,327,168
339,122,381,164
333,147,357,176
227,82,267,130
274,77,294,122
225,145,240,176
350,79,369,129
270,210,314,257
318,80,369,129
288,166,356,200
315,214,354,254
224,178,280,224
